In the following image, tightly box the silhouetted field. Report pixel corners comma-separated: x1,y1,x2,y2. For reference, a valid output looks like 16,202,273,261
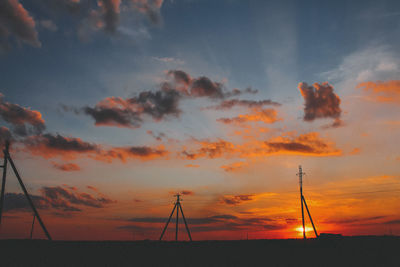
0,236,399,266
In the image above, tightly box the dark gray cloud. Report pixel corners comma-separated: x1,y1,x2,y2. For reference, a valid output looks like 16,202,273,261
190,76,224,98
180,190,194,196
40,0,82,15
51,162,81,172
0,126,12,147
4,187,114,214
324,216,387,225
135,90,181,119
22,132,168,162
167,70,191,87
165,70,258,99
126,214,238,225
0,0,41,48
146,130,166,141
298,82,342,127
77,70,263,128
220,195,254,205
83,90,181,128
266,142,316,153
118,214,287,234
383,219,400,225
222,87,258,98
83,105,142,128
208,99,281,110
97,145,168,162
98,0,120,33
130,0,164,25
0,93,46,137
3,187,115,213
24,133,98,153
3,192,47,212
40,185,115,211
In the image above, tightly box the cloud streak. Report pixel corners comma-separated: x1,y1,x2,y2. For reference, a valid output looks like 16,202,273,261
357,80,400,104
40,185,115,211
51,162,81,172
4,185,115,213
23,133,168,162
181,132,341,160
217,108,280,125
220,194,254,205
208,99,280,110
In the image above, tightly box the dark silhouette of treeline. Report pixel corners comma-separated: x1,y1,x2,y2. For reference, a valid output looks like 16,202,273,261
0,236,399,266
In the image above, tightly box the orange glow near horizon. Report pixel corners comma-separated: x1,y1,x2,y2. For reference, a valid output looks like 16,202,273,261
295,226,313,236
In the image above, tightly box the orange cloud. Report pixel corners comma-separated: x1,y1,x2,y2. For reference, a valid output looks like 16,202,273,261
87,186,98,192
51,162,81,172
93,145,168,163
217,108,280,125
220,194,254,205
350,148,361,155
357,80,400,103
181,190,194,195
182,132,341,159
221,161,247,172
261,132,342,157
185,164,200,168
181,139,235,160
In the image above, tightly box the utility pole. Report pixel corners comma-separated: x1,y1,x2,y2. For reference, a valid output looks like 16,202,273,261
297,165,318,239
175,194,179,241
30,215,35,239
159,193,192,241
0,141,52,240
298,165,306,239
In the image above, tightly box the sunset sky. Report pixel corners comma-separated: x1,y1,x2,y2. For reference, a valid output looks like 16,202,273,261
1,0,400,241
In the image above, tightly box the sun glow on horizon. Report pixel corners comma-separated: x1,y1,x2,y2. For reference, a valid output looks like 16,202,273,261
295,226,314,236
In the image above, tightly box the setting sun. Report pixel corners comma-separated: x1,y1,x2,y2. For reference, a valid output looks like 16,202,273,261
295,226,314,236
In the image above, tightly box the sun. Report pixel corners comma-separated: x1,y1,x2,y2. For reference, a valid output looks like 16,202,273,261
295,226,313,236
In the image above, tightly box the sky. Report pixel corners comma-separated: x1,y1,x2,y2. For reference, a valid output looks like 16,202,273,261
0,0,400,241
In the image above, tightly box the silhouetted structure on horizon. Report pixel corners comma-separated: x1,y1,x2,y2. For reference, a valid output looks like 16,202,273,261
297,165,318,239
159,194,192,241
0,141,52,240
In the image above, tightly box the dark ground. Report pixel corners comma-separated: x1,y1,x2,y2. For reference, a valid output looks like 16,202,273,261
0,236,399,266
